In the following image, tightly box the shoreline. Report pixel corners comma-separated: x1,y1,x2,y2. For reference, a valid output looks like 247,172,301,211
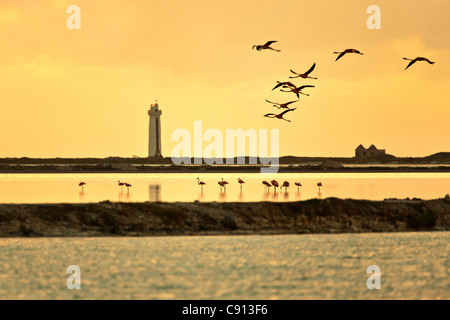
1,197,449,238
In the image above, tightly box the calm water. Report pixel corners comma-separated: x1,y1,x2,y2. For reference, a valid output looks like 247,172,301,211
0,172,449,203
0,232,448,299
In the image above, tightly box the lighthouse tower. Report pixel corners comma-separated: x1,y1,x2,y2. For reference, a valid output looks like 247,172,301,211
148,101,162,158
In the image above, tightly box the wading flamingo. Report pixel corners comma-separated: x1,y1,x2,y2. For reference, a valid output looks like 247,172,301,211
271,180,279,192
289,63,317,79
196,177,206,191
403,57,435,70
78,182,86,191
125,183,132,192
333,49,364,61
317,182,322,192
294,182,302,191
262,181,272,190
238,178,245,189
118,180,125,191
282,181,290,192
218,178,229,191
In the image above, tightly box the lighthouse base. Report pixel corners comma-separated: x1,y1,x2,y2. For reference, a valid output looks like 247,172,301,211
148,155,164,159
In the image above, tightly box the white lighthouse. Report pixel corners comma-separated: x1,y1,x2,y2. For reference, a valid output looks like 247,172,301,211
148,101,162,158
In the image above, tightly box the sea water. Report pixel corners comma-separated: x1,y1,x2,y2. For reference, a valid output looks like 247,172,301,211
0,232,448,299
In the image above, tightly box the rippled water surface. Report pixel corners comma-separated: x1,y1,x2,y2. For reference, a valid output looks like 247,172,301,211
0,172,449,203
0,232,448,299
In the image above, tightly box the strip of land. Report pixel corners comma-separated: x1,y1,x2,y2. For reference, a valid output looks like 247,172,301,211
1,197,449,237
0,163,449,174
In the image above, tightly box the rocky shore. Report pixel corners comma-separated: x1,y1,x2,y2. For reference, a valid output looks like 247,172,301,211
0,197,449,237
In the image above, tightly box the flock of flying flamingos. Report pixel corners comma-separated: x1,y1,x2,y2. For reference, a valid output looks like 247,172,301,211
77,42,435,197
254,40,435,122
193,41,435,193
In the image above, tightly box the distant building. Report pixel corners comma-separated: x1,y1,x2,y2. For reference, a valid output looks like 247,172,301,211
355,144,386,158
148,101,163,158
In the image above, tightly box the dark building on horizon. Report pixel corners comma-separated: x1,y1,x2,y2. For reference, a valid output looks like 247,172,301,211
355,144,386,158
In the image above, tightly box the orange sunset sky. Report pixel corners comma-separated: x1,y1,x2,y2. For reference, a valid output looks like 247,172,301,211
0,0,449,158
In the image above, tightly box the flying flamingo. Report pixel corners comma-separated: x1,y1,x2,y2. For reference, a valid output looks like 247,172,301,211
317,182,322,191
237,178,245,189
264,108,297,122
333,49,364,61
403,57,435,70
252,41,280,52
271,180,279,192
272,81,297,91
294,182,302,191
280,84,315,98
78,182,86,191
265,99,299,109
262,181,272,190
196,177,206,191
282,181,290,192
289,63,318,79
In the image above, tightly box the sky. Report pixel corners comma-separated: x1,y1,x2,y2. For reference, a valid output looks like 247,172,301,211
0,0,449,158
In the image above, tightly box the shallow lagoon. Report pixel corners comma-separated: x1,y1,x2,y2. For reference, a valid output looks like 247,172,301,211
0,172,449,203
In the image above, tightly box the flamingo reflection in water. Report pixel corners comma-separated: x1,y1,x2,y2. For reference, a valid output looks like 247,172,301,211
219,189,227,202
238,188,244,201
149,184,161,202
197,190,205,202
